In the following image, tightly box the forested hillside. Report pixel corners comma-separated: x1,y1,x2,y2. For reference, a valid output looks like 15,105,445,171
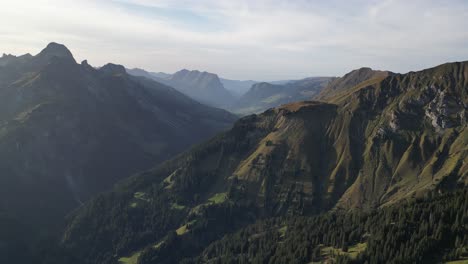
168,190,468,264
59,61,467,264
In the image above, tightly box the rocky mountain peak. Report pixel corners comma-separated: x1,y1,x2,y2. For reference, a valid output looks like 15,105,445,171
37,42,75,62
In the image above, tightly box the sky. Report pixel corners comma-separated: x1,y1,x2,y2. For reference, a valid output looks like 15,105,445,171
1,0,468,81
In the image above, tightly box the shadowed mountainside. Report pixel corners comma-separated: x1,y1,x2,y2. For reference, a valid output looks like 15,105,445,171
0,43,237,231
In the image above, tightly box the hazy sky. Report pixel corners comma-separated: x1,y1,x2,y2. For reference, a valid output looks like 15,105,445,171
1,0,468,80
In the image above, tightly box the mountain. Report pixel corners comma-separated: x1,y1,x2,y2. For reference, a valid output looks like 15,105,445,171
231,77,332,114
127,68,235,108
60,61,467,263
164,69,237,108
0,211,35,264
126,69,257,97
316,67,392,101
126,68,322,108
0,43,237,231
219,78,258,97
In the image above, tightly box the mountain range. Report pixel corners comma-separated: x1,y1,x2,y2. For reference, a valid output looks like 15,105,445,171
126,68,256,98
127,68,236,108
231,77,333,114
0,43,237,237
126,68,330,115
0,37,466,264
57,60,467,263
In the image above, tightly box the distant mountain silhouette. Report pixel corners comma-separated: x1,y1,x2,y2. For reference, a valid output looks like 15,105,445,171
127,68,235,108
231,77,332,114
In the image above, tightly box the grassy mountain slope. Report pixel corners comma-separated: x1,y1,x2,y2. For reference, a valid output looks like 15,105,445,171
61,61,467,263
315,67,392,101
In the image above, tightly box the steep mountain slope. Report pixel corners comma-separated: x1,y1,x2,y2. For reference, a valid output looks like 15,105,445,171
315,67,392,101
0,212,33,264
231,77,332,114
165,69,236,107
0,43,237,230
128,68,235,108
61,61,467,263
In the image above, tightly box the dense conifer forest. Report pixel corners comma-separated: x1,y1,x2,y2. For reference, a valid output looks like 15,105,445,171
183,190,468,264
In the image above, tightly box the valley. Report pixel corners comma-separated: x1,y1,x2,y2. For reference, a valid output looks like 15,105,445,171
2,1,467,263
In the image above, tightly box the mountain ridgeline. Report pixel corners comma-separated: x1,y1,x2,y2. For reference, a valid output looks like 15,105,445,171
316,67,392,101
126,67,392,116
231,77,332,114
126,68,257,99
125,67,337,115
127,68,236,108
60,61,467,263
0,43,237,233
